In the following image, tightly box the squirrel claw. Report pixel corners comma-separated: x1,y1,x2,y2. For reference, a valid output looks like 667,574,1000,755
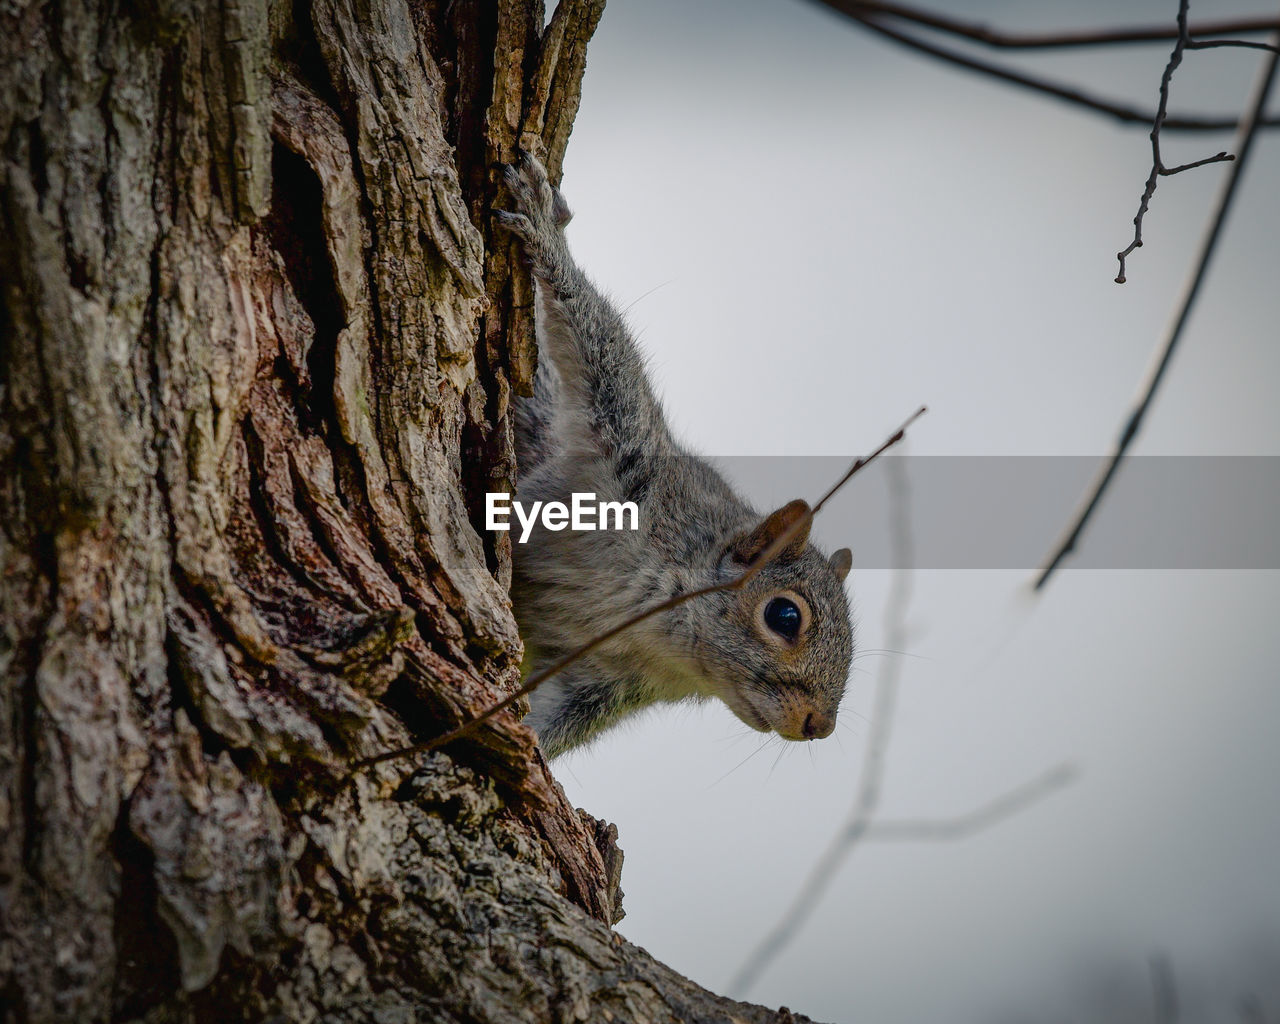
493,208,533,238
500,151,573,232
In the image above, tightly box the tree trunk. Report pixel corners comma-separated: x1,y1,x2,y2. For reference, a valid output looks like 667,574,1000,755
0,1,820,1021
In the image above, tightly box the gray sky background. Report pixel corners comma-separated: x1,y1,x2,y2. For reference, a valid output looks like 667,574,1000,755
548,2,1279,1021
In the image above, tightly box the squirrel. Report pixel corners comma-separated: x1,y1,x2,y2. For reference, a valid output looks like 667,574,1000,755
495,152,854,759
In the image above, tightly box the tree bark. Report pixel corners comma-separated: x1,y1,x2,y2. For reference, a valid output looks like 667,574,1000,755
0,1,819,1020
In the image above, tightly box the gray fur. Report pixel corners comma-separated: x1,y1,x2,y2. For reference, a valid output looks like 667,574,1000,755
498,153,854,758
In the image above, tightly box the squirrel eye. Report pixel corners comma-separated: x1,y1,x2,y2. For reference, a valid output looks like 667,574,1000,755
763,597,802,641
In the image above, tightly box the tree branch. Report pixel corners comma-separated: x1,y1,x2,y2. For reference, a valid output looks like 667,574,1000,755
1188,38,1280,55
1151,952,1180,1024
1035,29,1280,589
730,455,1075,996
1116,0,1237,285
863,763,1077,841
728,454,916,998
820,1,1280,51
810,0,1280,132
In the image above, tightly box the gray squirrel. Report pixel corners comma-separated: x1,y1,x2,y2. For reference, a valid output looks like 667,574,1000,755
495,152,854,758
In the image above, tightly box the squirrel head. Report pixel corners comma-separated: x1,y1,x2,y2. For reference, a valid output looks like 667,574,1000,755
693,500,854,743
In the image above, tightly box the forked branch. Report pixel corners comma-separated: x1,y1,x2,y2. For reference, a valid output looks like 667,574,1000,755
1036,29,1280,588
730,454,1074,996
1116,0,1237,284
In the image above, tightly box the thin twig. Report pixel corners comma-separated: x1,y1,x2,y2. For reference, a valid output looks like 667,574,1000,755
811,410,925,514
811,1,1280,132
350,406,927,774
1160,151,1234,174
731,457,1077,996
822,1,1280,51
1035,28,1280,589
730,761,1077,994
1188,38,1280,55
1116,0,1237,285
728,454,915,998
1237,994,1266,1023
863,763,1076,840
1151,953,1180,1024
1115,0,1188,284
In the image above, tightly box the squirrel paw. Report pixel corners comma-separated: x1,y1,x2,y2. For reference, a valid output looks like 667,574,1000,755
495,150,573,254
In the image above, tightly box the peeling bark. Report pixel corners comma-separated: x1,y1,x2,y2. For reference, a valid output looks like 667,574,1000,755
0,1,821,1021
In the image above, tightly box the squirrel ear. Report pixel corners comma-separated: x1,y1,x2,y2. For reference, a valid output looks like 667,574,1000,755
732,499,812,565
830,548,852,580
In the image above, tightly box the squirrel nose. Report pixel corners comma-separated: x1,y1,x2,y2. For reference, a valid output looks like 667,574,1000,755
802,711,835,740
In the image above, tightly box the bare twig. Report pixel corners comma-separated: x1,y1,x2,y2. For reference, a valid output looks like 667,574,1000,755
350,406,927,774
811,1,1280,132
863,763,1076,841
821,1,1280,51
1035,28,1280,590
1151,953,1181,1024
728,454,916,997
730,761,1077,994
1188,38,1280,55
1159,151,1235,174
1116,0,1237,285
730,457,1076,996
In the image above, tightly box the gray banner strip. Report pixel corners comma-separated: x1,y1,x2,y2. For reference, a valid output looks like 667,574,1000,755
524,456,1280,570
718,456,1280,570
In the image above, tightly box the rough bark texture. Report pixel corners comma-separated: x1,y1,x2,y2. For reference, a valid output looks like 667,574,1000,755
0,1,820,1021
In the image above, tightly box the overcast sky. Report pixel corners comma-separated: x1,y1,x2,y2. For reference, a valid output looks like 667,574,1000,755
549,2,1279,1022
